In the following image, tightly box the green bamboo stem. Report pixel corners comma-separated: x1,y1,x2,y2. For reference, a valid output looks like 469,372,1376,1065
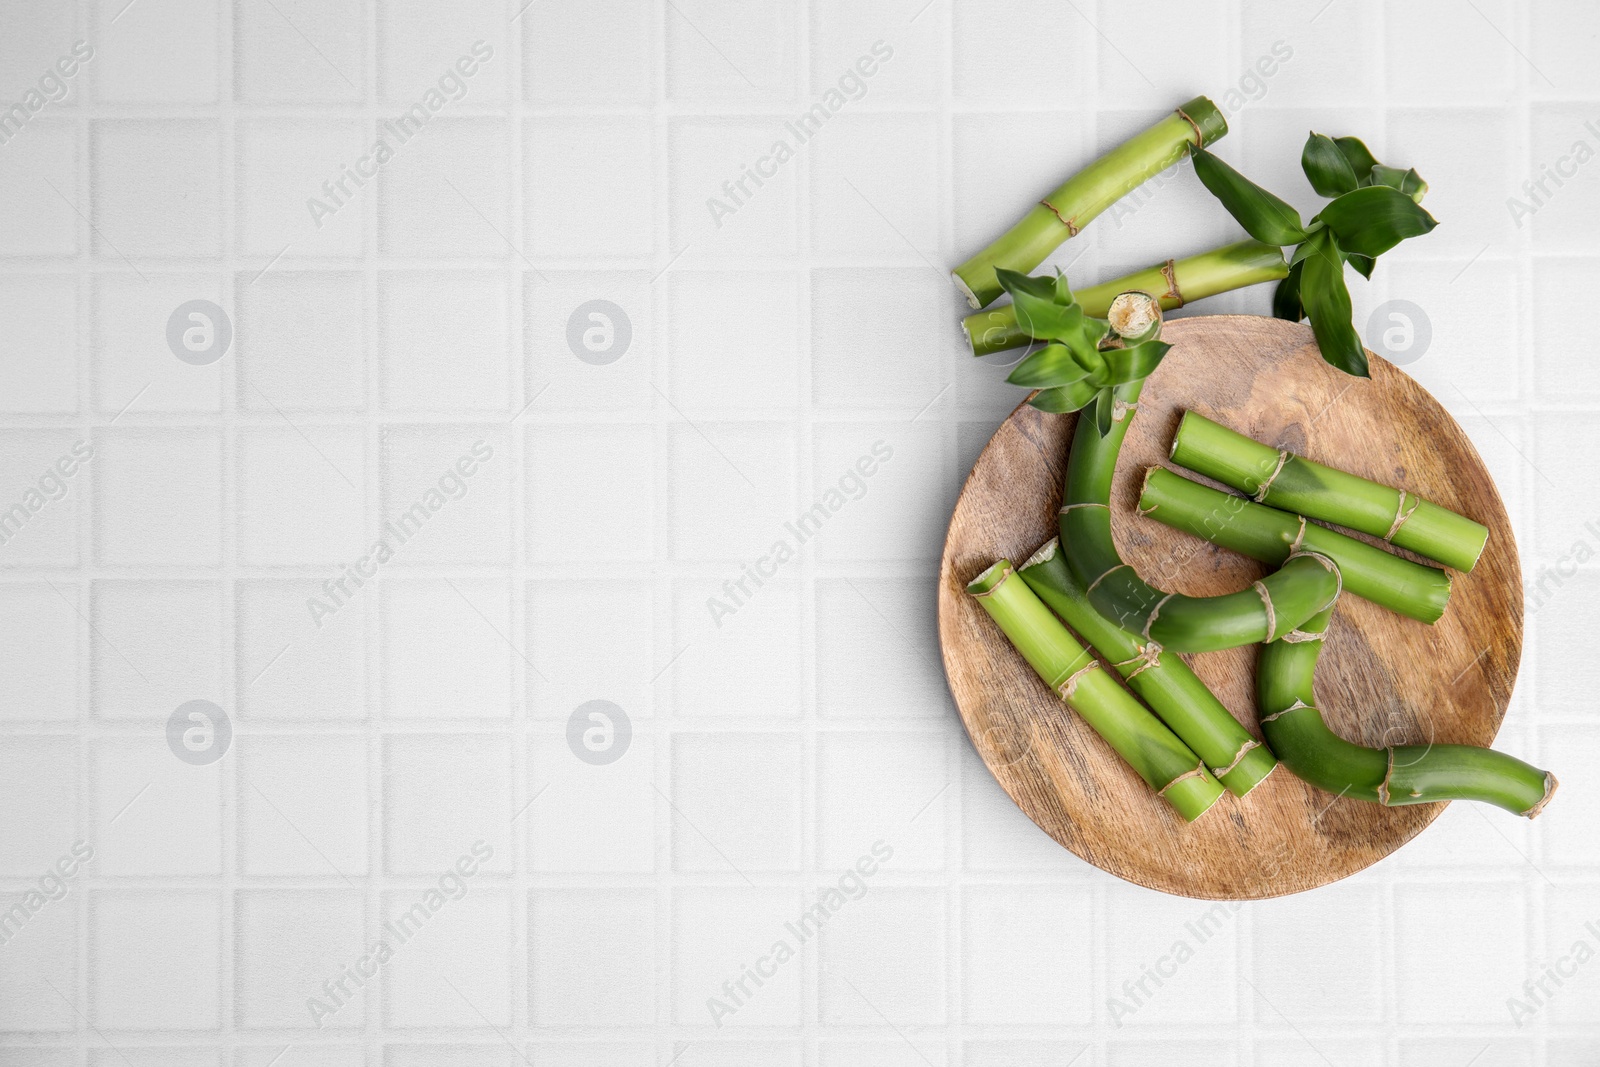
1137,466,1452,624
1170,411,1489,572
1059,380,1342,653
1018,538,1277,796
952,97,1228,310
967,559,1225,822
1259,604,1557,817
963,239,1289,358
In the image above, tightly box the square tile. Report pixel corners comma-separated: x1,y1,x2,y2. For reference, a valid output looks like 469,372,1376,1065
380,426,511,564
953,2,1091,105
92,120,221,257
817,731,946,871
377,3,508,104
0,276,77,414
525,117,654,259
0,895,76,1031
239,736,370,877
237,120,369,257
809,9,937,104
672,575,801,719
525,271,654,415
1537,725,1600,867
665,0,796,101
527,578,654,721
669,119,798,257
382,888,512,1028
672,887,803,1026
672,733,801,872
811,424,945,562
0,583,81,721
815,577,950,721
528,732,655,873
92,274,226,414
382,734,512,875
818,886,945,1025
1252,885,1382,1024
1103,886,1239,1027
1534,421,1600,564
1533,258,1600,404
527,424,654,563
1384,259,1516,407
1394,882,1524,1023
238,271,366,412
1096,0,1229,110
668,271,799,414
961,886,1093,1025
93,429,223,566
810,113,939,258
529,888,655,1025
811,270,951,414
379,270,513,413
523,0,652,105
93,0,218,103
1529,105,1600,255
91,580,225,721
236,890,366,1029
1240,1,1379,105
381,579,514,720
377,118,513,257
235,0,365,103
236,578,368,721
669,422,795,560
1533,0,1600,96
0,6,79,104
0,121,79,256
0,430,86,566
1389,3,1514,103
92,737,222,876
90,890,222,1029
0,737,78,876
238,427,366,565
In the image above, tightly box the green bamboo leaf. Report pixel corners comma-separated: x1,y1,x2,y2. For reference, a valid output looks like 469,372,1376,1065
995,268,1055,303
1093,388,1115,435
1189,146,1308,247
1345,252,1376,279
1029,378,1101,414
1302,132,1358,198
1332,136,1379,185
1099,339,1171,385
1300,232,1368,377
1007,343,1093,389
1053,270,1073,304
1315,186,1438,259
1272,261,1304,321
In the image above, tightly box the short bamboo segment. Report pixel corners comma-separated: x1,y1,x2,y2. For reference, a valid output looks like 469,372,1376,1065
963,239,1289,358
951,97,1228,310
1259,605,1557,818
1136,466,1452,624
1019,538,1277,796
967,559,1225,822
1170,411,1489,572
1058,382,1342,653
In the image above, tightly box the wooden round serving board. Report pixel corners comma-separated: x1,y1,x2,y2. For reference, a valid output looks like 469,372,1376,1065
939,314,1522,899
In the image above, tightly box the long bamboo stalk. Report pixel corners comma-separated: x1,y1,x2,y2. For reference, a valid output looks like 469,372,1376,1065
1170,411,1489,572
963,239,1289,358
1259,604,1557,817
952,97,1229,310
1019,538,1277,796
1059,381,1341,653
1136,466,1452,624
967,559,1225,822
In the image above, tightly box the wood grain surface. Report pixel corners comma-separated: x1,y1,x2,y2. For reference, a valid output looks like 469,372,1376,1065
938,315,1522,899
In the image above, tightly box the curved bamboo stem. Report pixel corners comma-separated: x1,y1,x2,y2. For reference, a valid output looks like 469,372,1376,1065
963,239,1289,358
952,97,1228,310
967,559,1225,822
1019,538,1277,796
1259,604,1557,817
1170,411,1489,572
1137,465,1452,624
1058,381,1341,653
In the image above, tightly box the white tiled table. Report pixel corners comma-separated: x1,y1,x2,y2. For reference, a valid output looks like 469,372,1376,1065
0,0,1595,1063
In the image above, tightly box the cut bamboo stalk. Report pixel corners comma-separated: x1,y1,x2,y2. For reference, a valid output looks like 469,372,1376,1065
1169,411,1489,572
1136,465,1452,624
967,559,1225,822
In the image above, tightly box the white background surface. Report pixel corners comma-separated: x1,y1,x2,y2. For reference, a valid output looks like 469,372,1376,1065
0,0,1595,1063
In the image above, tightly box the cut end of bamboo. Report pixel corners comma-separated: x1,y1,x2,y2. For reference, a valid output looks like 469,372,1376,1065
967,559,1014,597
1523,772,1559,819
1021,537,1060,571
1107,290,1163,343
951,269,982,310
